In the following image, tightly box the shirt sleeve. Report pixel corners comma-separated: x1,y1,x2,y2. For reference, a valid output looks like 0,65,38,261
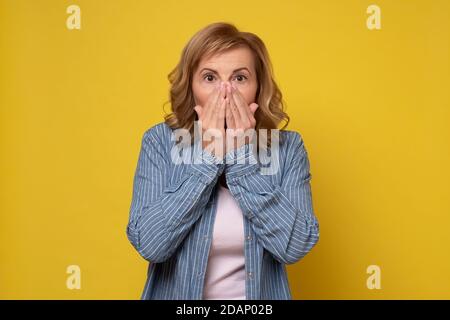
126,127,225,263
224,132,320,264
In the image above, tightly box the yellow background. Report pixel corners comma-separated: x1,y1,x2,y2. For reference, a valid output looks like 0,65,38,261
1,0,449,299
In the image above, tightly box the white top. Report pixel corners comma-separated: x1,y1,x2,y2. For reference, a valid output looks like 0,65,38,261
202,185,246,299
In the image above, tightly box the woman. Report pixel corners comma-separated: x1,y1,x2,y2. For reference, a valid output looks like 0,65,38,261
126,22,320,300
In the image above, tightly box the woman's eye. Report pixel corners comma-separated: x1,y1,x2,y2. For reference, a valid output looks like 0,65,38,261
234,74,248,82
203,74,215,82
202,73,248,82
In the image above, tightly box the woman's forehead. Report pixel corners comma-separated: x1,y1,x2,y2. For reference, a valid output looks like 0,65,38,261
198,47,255,71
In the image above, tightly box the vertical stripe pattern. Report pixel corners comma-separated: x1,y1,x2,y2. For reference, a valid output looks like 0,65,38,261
126,122,320,299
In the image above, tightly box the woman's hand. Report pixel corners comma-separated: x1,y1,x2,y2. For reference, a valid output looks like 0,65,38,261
225,82,259,154
193,82,227,159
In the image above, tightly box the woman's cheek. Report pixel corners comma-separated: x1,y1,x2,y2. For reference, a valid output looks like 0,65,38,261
200,90,215,105
201,84,219,99
237,87,257,105
193,83,214,105
233,81,257,101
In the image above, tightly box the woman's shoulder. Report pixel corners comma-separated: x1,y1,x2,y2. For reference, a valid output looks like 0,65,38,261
141,121,173,144
278,129,307,153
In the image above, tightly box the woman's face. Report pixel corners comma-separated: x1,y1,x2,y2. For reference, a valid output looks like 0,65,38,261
192,46,258,108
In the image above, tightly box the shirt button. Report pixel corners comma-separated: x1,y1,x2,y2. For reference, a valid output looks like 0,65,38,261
247,272,253,279
246,235,252,241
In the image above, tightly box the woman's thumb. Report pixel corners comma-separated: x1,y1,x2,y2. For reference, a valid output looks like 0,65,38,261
193,105,203,118
249,103,259,114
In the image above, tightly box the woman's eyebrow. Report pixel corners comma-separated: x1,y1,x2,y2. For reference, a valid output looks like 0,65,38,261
199,67,251,75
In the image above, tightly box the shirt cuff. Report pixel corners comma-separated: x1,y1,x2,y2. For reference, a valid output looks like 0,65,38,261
186,141,225,185
225,142,260,182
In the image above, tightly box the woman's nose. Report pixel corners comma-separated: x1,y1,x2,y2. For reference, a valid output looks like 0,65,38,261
215,81,228,97
221,81,231,95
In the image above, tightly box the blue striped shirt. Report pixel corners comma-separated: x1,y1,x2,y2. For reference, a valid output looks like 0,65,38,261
126,122,320,299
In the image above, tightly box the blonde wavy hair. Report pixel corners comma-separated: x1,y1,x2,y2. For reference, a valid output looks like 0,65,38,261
163,22,290,148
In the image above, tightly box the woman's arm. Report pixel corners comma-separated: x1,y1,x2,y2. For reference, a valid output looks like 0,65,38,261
225,131,320,265
126,126,224,263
